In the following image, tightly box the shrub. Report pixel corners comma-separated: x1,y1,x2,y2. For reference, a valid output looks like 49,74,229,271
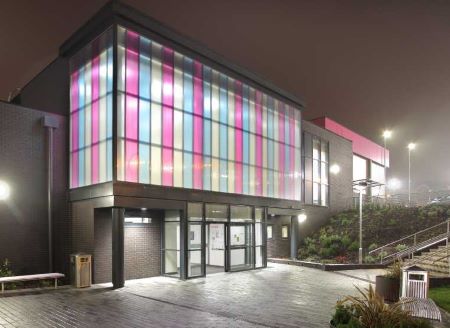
385,260,403,279
395,244,408,252
341,235,352,248
368,243,378,252
334,255,348,264
0,259,13,277
349,241,359,252
364,255,377,264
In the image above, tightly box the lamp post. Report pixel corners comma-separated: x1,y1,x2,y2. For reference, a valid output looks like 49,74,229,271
407,143,416,205
382,130,392,198
356,181,368,264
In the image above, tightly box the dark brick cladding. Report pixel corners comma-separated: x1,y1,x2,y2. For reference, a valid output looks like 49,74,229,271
0,102,69,275
124,213,161,280
267,215,291,258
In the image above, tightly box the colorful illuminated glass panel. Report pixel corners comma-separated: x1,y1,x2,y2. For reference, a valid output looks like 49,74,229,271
70,29,113,188
117,26,302,201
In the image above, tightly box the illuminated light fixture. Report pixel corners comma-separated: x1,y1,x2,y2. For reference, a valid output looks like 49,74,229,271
297,212,307,223
382,130,392,139
330,164,341,175
141,208,147,211
0,181,11,200
407,143,416,150
387,178,401,191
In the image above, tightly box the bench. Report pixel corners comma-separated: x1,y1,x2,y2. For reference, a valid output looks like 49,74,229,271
0,273,65,293
400,297,442,321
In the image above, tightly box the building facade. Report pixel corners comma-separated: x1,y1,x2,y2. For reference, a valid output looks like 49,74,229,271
1,2,358,286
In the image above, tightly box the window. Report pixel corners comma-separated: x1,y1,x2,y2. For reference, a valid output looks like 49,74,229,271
281,225,289,239
267,225,273,239
302,132,329,206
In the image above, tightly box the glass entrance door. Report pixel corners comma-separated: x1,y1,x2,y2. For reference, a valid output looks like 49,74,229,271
229,206,254,271
206,223,226,274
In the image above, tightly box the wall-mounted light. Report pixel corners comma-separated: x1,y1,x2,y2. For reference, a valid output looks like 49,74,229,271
330,164,341,175
0,181,10,201
297,212,307,223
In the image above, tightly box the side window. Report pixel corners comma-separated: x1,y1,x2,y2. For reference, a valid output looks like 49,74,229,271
281,225,289,239
267,225,273,239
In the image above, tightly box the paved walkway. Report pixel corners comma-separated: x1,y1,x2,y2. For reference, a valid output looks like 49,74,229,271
1,263,372,327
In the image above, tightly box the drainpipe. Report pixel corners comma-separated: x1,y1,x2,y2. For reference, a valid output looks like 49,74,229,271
42,116,59,272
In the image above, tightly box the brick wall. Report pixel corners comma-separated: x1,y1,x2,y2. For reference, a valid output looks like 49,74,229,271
0,102,68,275
124,214,161,280
93,208,112,284
267,215,291,258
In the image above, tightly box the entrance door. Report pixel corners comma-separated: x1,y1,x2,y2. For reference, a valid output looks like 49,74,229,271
229,222,253,271
206,223,226,274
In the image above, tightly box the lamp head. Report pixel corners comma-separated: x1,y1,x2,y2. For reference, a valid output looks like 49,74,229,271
382,130,392,139
0,181,10,201
407,143,416,151
297,212,307,223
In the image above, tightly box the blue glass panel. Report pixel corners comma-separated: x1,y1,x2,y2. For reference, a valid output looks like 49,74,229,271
203,66,211,119
243,131,249,164
184,112,193,152
139,38,151,100
139,100,150,142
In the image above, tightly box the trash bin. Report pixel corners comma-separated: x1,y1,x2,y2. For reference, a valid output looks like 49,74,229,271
70,254,92,288
401,265,429,299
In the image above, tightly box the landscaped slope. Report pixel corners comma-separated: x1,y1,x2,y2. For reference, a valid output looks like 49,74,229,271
298,204,450,264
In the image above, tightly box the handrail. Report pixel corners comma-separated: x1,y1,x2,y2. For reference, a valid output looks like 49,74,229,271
403,244,450,267
381,233,448,263
369,219,450,255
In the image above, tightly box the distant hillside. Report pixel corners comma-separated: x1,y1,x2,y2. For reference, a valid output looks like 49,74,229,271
298,204,450,263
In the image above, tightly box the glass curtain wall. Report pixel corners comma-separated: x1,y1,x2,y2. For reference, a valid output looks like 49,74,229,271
69,28,113,188
163,210,181,277
116,26,302,200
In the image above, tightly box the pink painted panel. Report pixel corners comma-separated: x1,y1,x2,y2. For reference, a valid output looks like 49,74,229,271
312,117,389,166
162,148,173,186
162,47,174,186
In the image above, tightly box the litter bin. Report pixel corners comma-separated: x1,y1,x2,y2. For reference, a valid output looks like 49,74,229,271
401,265,429,299
70,254,92,288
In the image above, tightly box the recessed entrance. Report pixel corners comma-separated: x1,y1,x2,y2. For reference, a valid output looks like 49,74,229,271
206,223,226,274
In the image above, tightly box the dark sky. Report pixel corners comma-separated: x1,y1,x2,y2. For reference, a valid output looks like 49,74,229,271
2,0,450,193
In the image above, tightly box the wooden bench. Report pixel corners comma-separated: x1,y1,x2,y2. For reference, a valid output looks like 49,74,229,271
0,273,65,293
400,297,442,321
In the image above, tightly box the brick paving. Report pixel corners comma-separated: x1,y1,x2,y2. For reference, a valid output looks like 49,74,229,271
0,263,373,328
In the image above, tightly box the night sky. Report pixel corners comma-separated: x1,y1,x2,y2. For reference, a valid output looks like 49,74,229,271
1,0,450,193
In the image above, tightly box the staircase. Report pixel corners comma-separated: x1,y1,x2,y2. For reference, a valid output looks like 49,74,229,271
405,245,450,277
369,219,450,266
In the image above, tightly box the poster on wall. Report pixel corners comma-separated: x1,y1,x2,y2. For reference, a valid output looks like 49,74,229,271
210,224,224,250
230,226,245,246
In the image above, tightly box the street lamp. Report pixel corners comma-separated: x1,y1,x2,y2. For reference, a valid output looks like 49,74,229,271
330,164,341,175
0,181,10,201
382,130,392,198
355,181,368,264
407,143,416,205
297,212,307,223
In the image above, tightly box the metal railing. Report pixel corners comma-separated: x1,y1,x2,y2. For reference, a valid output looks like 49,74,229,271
406,244,450,276
369,219,450,264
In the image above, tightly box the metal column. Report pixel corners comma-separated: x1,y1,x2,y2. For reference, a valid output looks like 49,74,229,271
112,207,125,289
290,216,299,260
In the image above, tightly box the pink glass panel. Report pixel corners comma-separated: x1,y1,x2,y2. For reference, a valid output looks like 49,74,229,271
193,61,203,189
162,148,173,186
234,81,243,193
162,48,174,185
125,96,138,182
71,71,79,188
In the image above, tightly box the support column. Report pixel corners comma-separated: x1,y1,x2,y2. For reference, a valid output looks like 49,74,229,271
112,207,125,289
180,207,187,280
290,216,299,260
